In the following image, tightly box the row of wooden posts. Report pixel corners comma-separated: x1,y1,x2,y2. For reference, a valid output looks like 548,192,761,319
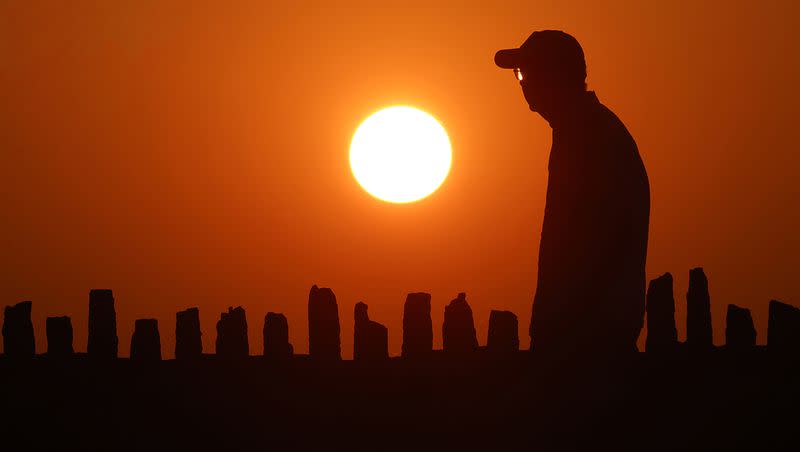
1,285,519,360
646,268,799,352
2,267,799,360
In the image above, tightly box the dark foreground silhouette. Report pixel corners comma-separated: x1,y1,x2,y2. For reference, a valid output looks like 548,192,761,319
2,27,794,452
0,20,791,437
0,351,797,451
2,279,799,451
496,30,650,354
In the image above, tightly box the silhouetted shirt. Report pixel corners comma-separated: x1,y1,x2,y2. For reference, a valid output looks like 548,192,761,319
531,91,650,354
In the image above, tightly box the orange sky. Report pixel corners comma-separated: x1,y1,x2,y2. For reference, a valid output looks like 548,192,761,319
2,1,798,357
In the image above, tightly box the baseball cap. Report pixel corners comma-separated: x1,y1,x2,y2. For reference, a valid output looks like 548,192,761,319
495,30,586,81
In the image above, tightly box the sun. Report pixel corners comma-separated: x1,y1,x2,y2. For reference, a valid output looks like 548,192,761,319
349,106,452,203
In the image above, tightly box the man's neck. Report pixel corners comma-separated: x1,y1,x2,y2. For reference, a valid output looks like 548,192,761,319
540,90,596,129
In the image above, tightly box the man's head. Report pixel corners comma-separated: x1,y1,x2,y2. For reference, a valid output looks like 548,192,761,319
495,30,587,119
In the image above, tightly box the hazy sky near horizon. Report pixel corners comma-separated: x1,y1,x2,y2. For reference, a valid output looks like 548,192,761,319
2,1,798,357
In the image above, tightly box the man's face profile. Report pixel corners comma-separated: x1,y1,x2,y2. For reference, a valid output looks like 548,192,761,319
515,64,550,114
497,31,589,119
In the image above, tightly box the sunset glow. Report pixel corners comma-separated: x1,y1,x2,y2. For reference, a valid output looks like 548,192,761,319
349,106,452,203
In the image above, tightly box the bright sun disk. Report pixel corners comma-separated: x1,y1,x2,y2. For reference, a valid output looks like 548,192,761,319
349,106,452,203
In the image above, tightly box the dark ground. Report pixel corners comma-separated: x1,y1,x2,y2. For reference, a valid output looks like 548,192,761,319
0,349,797,451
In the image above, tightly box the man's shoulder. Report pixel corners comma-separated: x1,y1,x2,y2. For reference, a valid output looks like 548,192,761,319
591,98,637,149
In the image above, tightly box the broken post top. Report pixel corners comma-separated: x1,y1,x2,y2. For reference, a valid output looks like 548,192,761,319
132,318,160,335
175,307,202,360
308,284,336,304
727,304,751,315
5,300,32,315
687,268,709,297
131,317,161,361
216,306,249,358
645,272,678,352
726,304,756,350
308,284,341,360
405,292,431,307
769,299,799,315
3,300,35,358
446,293,469,310
4,301,33,329
222,306,246,320
263,311,292,358
46,315,74,356
88,289,118,358
47,315,70,322
354,301,369,324
89,289,115,305
264,312,289,341
686,267,713,350
177,307,199,319
176,308,200,330
487,310,519,353
648,272,674,297
402,292,433,357
443,293,478,353
265,311,288,325
489,310,517,321
768,299,800,350
354,301,388,361
646,272,675,316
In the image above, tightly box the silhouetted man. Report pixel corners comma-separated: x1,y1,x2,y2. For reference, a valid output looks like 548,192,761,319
495,30,650,355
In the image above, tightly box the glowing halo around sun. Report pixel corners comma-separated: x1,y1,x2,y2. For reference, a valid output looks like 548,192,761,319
349,106,452,203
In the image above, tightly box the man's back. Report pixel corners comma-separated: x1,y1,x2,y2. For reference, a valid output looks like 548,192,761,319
530,91,650,354
495,30,650,355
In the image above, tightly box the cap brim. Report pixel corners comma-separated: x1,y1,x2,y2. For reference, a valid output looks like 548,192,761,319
495,48,522,69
